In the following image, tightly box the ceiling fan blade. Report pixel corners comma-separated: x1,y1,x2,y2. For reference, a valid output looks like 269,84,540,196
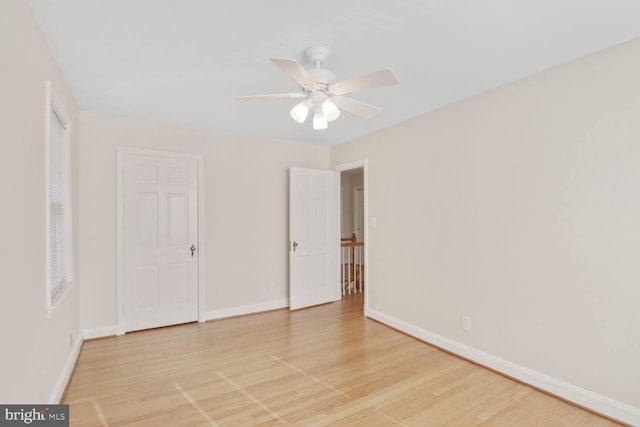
329,68,399,95
332,96,382,119
270,58,315,88
236,93,306,100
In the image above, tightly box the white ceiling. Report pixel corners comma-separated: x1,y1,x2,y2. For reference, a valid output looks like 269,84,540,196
27,0,640,146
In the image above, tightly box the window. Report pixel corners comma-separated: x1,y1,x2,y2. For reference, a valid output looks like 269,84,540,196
45,81,73,316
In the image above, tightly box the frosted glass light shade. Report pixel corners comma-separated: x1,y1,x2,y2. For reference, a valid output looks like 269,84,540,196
290,101,310,123
313,109,328,130
321,99,340,122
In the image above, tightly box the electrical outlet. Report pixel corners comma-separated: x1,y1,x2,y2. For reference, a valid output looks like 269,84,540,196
461,316,471,332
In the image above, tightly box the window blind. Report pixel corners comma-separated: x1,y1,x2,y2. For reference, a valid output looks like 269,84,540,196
50,110,65,289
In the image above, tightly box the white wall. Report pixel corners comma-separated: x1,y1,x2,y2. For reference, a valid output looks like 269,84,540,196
0,0,81,403
331,38,640,417
79,113,329,331
340,174,353,237
340,170,364,238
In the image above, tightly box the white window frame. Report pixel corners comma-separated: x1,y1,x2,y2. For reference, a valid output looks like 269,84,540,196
45,81,73,317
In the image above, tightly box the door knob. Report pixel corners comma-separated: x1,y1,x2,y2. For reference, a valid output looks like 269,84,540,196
292,241,298,252
190,244,196,257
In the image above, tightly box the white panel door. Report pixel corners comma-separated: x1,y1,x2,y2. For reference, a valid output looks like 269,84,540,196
289,167,340,310
123,154,198,332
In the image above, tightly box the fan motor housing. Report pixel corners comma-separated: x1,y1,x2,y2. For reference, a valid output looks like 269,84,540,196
302,45,335,92
308,68,336,86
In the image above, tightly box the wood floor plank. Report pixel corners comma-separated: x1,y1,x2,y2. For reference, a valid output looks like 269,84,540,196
64,293,622,426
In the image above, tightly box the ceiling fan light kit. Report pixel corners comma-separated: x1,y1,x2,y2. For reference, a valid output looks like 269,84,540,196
237,45,399,131
290,101,310,123
313,108,328,130
321,99,340,122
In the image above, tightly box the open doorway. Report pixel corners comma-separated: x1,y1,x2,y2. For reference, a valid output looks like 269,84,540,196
334,160,368,315
341,170,364,241
341,168,364,295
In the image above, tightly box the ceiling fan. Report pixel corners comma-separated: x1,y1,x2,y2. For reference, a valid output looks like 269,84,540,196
236,46,399,130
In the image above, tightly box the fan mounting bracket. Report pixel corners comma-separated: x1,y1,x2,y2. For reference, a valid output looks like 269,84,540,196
304,46,330,67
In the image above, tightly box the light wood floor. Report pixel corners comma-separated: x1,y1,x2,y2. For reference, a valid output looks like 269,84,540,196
64,294,621,426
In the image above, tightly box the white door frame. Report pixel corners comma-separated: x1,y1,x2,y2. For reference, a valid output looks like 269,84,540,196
332,159,369,316
116,147,205,335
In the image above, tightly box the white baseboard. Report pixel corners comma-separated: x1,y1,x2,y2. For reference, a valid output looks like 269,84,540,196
49,333,83,404
205,299,288,321
82,326,117,340
367,308,640,426
82,300,289,337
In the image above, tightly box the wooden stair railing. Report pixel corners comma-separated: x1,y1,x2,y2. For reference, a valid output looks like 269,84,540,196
341,233,365,295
